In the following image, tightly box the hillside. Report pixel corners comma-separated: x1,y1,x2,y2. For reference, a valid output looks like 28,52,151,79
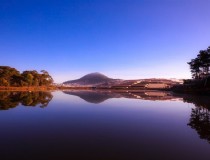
63,72,119,86
63,72,182,89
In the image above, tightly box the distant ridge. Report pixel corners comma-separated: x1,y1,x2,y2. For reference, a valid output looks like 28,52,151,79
63,72,183,88
63,72,116,86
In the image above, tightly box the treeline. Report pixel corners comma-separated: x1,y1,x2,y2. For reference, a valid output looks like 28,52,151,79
173,46,210,93
188,46,210,79
0,66,53,87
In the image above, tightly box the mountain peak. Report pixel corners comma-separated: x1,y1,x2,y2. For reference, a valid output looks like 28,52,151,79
81,72,109,79
63,72,112,86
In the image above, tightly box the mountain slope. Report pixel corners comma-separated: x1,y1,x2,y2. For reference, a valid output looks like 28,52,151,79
63,72,183,88
63,72,116,86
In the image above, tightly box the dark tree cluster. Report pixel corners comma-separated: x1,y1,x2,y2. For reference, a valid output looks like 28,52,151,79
188,46,210,79
0,66,53,87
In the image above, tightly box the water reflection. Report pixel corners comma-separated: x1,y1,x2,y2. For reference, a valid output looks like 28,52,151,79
63,90,210,144
0,90,210,159
63,90,180,103
183,95,210,143
1,90,210,145
0,91,53,110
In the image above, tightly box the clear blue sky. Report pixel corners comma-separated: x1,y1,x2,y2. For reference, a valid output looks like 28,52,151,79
0,0,210,83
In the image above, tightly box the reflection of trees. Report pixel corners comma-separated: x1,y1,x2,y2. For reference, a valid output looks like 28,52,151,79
0,91,53,110
188,107,210,143
183,95,210,143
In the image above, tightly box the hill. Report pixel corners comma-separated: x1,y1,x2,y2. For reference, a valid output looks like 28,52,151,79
63,72,182,89
63,72,119,86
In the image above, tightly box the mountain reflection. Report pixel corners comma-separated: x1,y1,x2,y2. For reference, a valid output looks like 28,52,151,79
63,90,179,103
63,90,210,144
1,90,210,144
0,91,53,110
63,90,122,103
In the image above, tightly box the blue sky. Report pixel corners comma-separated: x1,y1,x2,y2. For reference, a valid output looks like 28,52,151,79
0,0,210,83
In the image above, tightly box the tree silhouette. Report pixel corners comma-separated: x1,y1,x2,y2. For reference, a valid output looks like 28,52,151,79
188,46,210,79
188,58,201,79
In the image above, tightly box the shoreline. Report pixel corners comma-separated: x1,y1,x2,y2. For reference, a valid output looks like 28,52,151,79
0,86,170,92
0,86,56,91
1,86,210,95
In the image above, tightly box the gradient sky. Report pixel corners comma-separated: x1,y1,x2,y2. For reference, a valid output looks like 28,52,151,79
0,0,210,83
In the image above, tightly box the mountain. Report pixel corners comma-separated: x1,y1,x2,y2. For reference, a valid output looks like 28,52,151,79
63,72,118,86
63,72,183,88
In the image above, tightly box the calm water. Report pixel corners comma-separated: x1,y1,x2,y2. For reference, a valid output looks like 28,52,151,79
0,90,210,160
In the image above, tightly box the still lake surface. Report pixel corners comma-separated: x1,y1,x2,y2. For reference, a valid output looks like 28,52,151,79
0,90,210,160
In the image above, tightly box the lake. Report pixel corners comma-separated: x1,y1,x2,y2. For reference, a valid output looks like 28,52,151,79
0,90,210,160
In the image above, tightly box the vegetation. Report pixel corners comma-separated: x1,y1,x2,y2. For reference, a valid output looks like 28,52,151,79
188,46,210,79
172,46,210,94
0,66,53,87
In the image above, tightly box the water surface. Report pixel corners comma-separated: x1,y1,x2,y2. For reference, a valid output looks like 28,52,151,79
0,90,209,160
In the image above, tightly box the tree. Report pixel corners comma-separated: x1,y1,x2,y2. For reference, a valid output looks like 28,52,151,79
39,70,54,86
188,58,201,79
0,66,54,87
0,66,20,86
197,50,210,76
188,46,210,79
21,71,35,86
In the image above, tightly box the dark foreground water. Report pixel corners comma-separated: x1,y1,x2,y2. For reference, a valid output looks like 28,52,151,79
0,90,210,160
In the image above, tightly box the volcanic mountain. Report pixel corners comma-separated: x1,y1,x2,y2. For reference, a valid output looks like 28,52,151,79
63,72,182,88
63,72,118,86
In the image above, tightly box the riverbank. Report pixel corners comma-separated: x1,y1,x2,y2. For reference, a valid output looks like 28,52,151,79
172,86,210,95
172,77,210,95
0,86,56,91
1,83,210,96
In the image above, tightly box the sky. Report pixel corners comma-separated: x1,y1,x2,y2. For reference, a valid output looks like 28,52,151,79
0,0,210,83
